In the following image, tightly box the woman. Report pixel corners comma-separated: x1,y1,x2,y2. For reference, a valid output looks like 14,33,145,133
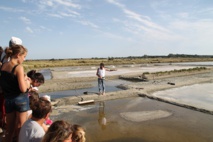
0,43,31,142
41,120,73,142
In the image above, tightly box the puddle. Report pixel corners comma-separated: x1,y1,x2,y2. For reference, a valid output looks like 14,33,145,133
120,110,172,122
39,69,52,80
40,80,132,99
50,97,213,142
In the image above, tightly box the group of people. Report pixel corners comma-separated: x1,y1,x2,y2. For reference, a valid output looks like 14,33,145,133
0,37,86,142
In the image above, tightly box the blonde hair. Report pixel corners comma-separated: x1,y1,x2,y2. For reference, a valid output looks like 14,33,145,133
41,120,73,142
5,44,27,58
72,124,86,142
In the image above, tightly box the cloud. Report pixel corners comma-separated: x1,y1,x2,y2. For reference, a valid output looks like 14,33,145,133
123,9,169,32
54,0,81,9
106,0,170,34
26,27,34,33
38,0,81,9
0,6,24,12
47,13,63,18
77,20,99,29
33,0,81,20
20,16,31,24
59,12,76,17
66,9,80,16
107,0,125,8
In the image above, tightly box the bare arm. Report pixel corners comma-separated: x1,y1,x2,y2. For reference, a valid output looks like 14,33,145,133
105,67,117,71
15,65,31,92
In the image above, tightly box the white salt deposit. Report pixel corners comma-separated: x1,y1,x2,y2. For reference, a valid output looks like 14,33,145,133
120,110,172,122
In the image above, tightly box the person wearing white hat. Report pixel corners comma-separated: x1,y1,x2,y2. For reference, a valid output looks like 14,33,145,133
1,36,22,64
0,36,23,132
0,39,30,142
9,36,22,46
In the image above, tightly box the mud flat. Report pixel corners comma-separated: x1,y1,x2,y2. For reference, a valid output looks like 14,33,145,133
37,65,213,114
37,65,213,142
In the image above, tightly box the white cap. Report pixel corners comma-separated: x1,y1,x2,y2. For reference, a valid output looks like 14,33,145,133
10,36,22,45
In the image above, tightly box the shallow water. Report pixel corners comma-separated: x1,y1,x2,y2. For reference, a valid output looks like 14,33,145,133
51,97,213,142
43,63,213,141
40,79,131,99
173,61,213,66
39,69,52,80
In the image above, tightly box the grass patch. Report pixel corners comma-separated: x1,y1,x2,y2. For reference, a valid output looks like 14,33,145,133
23,57,213,71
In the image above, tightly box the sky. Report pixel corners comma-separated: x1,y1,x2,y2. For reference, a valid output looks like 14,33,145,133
0,0,213,59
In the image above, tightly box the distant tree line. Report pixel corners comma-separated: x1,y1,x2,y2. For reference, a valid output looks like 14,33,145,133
121,54,213,59
26,54,213,61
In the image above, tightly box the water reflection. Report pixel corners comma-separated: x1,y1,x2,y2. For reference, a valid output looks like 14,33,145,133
98,101,107,130
39,69,52,80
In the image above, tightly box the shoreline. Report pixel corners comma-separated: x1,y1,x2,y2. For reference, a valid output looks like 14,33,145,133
30,64,213,142
41,67,213,113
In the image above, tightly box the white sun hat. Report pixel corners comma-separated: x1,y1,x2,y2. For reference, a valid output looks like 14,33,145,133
10,36,22,45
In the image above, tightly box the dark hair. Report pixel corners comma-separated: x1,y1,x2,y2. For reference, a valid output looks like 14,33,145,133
29,91,39,109
0,46,3,53
27,70,45,84
5,44,27,58
31,98,52,119
41,120,73,142
100,63,104,67
0,46,3,59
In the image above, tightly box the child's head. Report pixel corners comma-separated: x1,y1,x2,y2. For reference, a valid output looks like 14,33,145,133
28,91,39,109
27,70,45,87
41,120,73,142
31,98,52,119
72,124,86,142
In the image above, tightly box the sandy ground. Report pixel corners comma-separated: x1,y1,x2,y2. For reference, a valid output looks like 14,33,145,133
39,65,211,93
38,65,213,114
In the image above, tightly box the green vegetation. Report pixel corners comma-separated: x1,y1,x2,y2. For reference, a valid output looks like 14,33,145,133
23,56,213,71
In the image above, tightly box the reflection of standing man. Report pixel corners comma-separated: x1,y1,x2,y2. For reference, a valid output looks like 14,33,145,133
98,101,107,130
96,63,111,95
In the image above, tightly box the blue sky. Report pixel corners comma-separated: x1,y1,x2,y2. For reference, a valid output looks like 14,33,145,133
0,0,213,59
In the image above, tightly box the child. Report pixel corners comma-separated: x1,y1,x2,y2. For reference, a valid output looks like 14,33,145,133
19,98,52,142
27,70,45,91
28,91,39,118
28,93,52,132
40,95,53,127
72,124,86,142
41,120,73,142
